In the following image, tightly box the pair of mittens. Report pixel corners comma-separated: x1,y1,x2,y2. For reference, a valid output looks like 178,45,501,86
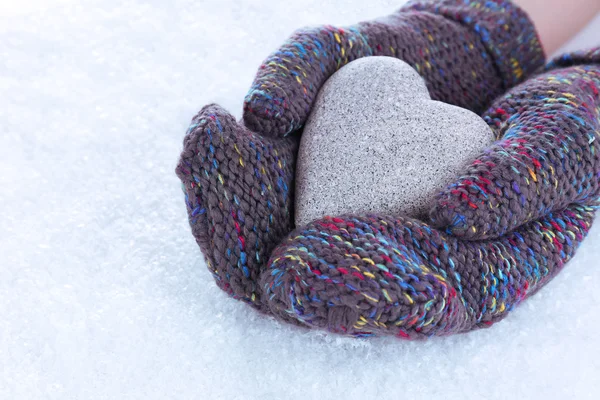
176,0,600,338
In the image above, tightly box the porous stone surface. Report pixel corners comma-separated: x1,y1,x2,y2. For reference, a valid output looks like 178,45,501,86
295,56,495,227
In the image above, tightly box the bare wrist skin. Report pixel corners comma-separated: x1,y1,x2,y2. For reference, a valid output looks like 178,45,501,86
515,0,600,54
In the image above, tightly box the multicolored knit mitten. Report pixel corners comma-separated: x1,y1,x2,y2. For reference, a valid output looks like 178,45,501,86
262,49,600,338
176,0,600,338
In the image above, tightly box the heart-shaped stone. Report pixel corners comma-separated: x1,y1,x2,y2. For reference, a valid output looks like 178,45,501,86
295,56,495,227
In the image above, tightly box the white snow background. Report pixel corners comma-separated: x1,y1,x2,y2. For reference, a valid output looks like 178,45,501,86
1,0,599,399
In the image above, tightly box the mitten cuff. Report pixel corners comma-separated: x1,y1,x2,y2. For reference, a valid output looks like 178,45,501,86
545,47,600,71
403,0,545,89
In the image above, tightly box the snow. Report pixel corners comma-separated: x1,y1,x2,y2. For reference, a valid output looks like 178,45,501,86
1,1,599,399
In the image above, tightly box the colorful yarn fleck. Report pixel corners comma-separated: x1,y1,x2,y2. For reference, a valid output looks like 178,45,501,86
176,0,600,338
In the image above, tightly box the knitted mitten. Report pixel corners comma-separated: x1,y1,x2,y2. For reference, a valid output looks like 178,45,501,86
431,48,600,239
176,0,545,310
262,53,600,338
243,0,544,137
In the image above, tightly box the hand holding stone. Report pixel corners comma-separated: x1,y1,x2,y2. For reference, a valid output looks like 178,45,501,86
262,56,600,337
177,0,545,310
176,0,600,338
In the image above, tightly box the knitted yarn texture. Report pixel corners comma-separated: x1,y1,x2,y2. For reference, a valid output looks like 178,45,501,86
176,0,600,338
243,0,543,137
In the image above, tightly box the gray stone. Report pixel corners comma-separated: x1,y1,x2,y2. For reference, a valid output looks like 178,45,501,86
295,56,495,227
